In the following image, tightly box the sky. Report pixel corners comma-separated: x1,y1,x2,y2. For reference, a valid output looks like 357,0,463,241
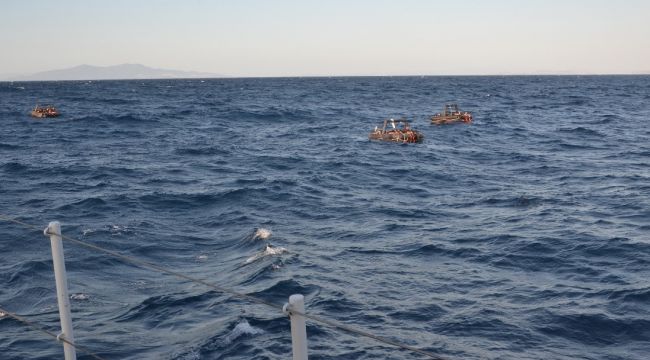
1,0,649,77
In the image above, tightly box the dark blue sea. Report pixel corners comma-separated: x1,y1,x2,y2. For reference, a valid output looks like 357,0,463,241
1,76,649,360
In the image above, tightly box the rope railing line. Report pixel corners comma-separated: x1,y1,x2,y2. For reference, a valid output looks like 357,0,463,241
297,310,446,359
0,306,106,360
0,214,279,309
56,230,282,310
0,214,448,360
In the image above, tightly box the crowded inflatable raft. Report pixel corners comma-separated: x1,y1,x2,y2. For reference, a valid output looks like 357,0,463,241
431,103,472,125
31,105,59,118
369,118,423,143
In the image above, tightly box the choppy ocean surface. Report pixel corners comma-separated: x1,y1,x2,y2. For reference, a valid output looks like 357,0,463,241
0,76,649,360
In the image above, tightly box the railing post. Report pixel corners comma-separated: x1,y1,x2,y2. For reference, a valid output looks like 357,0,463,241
44,221,77,360
284,294,308,360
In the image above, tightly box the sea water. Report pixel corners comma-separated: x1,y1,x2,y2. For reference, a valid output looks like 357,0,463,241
0,76,649,359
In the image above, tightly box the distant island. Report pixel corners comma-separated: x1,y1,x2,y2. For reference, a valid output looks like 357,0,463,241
8,64,223,81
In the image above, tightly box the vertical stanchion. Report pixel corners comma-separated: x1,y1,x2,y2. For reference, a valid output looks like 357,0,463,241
44,221,77,360
284,294,308,360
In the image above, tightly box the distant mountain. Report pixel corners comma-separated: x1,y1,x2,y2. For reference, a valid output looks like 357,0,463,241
10,64,223,81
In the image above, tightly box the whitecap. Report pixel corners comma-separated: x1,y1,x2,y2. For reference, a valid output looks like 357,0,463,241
245,244,287,264
224,319,264,344
108,224,131,235
70,293,90,301
197,254,208,261
82,228,94,236
127,280,148,288
174,349,200,360
253,228,272,240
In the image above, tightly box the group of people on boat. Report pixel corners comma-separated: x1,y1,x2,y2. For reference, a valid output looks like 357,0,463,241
447,111,472,123
430,104,473,125
31,105,59,118
369,118,424,144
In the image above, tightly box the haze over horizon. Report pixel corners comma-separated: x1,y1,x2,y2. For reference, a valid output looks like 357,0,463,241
2,0,649,78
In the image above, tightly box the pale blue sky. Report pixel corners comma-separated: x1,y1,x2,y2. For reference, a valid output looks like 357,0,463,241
1,0,649,77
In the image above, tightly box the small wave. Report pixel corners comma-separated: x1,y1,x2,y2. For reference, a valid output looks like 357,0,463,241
224,106,315,122
71,115,106,122
115,114,146,122
609,287,650,303
70,293,90,301
100,98,139,105
138,192,219,209
595,114,622,124
491,251,558,269
0,143,21,150
175,146,232,156
435,315,530,343
55,197,108,212
561,96,590,106
138,189,271,210
114,292,215,323
536,312,650,345
558,126,604,137
1,162,28,173
389,303,448,322
249,279,320,303
570,237,650,264
173,349,200,360
238,257,289,285
7,260,52,285
224,319,264,344
94,114,158,124
405,243,483,259
558,141,602,150
245,244,287,264
234,178,268,186
478,195,544,208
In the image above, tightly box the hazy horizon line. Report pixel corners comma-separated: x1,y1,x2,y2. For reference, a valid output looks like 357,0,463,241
3,72,650,83
3,62,649,82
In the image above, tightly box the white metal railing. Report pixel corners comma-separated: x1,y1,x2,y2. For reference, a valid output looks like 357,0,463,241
283,294,308,360
0,215,447,360
45,221,77,360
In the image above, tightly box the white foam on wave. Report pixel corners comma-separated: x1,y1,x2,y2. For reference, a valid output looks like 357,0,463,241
174,349,200,360
82,228,95,236
224,319,264,344
70,293,90,301
253,228,272,240
108,224,132,236
245,244,287,264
